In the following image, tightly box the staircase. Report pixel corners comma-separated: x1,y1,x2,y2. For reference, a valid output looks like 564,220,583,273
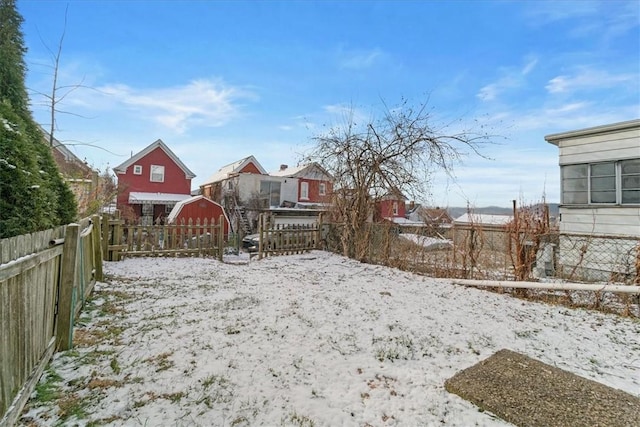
234,206,252,235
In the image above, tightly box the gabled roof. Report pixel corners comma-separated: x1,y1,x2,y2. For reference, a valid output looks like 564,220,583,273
114,139,196,179
203,155,267,185
167,195,226,223
270,162,334,181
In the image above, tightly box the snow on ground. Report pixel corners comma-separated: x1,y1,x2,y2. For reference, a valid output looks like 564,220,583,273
398,233,452,250
20,251,640,426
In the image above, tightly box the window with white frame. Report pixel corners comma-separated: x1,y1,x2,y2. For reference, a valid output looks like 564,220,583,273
300,182,309,200
150,165,165,182
319,182,326,196
392,201,399,215
561,159,640,205
133,165,143,175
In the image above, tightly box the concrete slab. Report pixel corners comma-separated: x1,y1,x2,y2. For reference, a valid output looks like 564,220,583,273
445,349,640,427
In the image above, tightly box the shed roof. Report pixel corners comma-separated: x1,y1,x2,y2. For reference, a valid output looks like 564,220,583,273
167,195,226,223
114,139,196,179
545,119,640,146
453,213,513,226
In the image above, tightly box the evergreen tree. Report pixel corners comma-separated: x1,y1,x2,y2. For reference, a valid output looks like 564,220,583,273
0,0,77,238
0,0,29,113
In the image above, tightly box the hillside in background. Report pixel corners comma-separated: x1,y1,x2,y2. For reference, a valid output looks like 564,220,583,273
446,203,560,219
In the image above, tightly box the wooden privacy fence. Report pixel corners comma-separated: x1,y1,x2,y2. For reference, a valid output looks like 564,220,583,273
0,215,103,427
256,213,322,259
104,212,226,261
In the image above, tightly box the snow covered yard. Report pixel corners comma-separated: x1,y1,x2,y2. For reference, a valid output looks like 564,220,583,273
20,251,640,426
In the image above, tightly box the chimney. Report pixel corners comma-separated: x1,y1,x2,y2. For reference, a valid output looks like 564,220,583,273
280,164,288,171
409,200,415,210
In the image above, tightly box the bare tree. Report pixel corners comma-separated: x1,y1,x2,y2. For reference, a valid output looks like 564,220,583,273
305,98,493,262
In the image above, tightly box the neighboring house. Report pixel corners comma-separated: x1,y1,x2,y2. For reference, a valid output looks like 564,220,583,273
200,155,282,233
269,163,334,206
376,191,407,222
41,127,99,215
545,119,640,281
419,207,454,226
201,157,334,234
400,205,454,236
452,213,514,252
114,139,195,225
167,195,230,236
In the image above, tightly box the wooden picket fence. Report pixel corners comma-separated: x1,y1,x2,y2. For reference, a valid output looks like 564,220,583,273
104,211,226,261
256,213,323,259
0,216,103,427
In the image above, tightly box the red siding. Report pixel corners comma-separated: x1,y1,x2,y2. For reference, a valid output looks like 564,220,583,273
378,199,406,219
298,179,333,203
171,198,230,235
117,147,192,209
239,162,263,174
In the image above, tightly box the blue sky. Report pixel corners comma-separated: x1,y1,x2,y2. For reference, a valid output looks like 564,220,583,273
18,0,640,207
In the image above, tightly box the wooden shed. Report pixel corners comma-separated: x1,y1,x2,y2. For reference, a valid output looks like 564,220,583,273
167,196,230,235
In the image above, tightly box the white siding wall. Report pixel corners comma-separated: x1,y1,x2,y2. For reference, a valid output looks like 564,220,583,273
559,206,640,237
557,127,640,165
236,174,298,206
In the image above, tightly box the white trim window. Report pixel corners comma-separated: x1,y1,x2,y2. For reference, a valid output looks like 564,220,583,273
319,182,326,196
561,159,640,205
133,165,143,175
300,181,309,200
150,165,165,183
392,201,399,216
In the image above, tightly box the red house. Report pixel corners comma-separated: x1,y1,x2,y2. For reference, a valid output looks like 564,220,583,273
376,191,407,222
270,163,334,205
114,139,196,224
167,196,230,236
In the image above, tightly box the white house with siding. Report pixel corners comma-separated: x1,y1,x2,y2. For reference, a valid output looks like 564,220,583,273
545,119,640,281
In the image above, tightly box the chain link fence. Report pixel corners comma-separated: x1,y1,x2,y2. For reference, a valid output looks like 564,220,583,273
322,223,639,285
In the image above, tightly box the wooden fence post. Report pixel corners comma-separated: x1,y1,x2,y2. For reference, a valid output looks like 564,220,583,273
258,213,264,260
101,213,109,261
57,223,79,351
91,215,103,281
218,215,224,261
317,213,323,250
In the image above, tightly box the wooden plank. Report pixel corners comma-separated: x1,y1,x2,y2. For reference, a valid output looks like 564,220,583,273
56,224,79,351
0,337,56,427
0,246,64,282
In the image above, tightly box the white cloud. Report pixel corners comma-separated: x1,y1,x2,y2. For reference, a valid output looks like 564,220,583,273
92,79,257,133
546,69,637,94
477,56,538,101
338,48,383,69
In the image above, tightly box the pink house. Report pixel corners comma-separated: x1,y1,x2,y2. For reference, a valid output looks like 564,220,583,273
114,139,195,224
